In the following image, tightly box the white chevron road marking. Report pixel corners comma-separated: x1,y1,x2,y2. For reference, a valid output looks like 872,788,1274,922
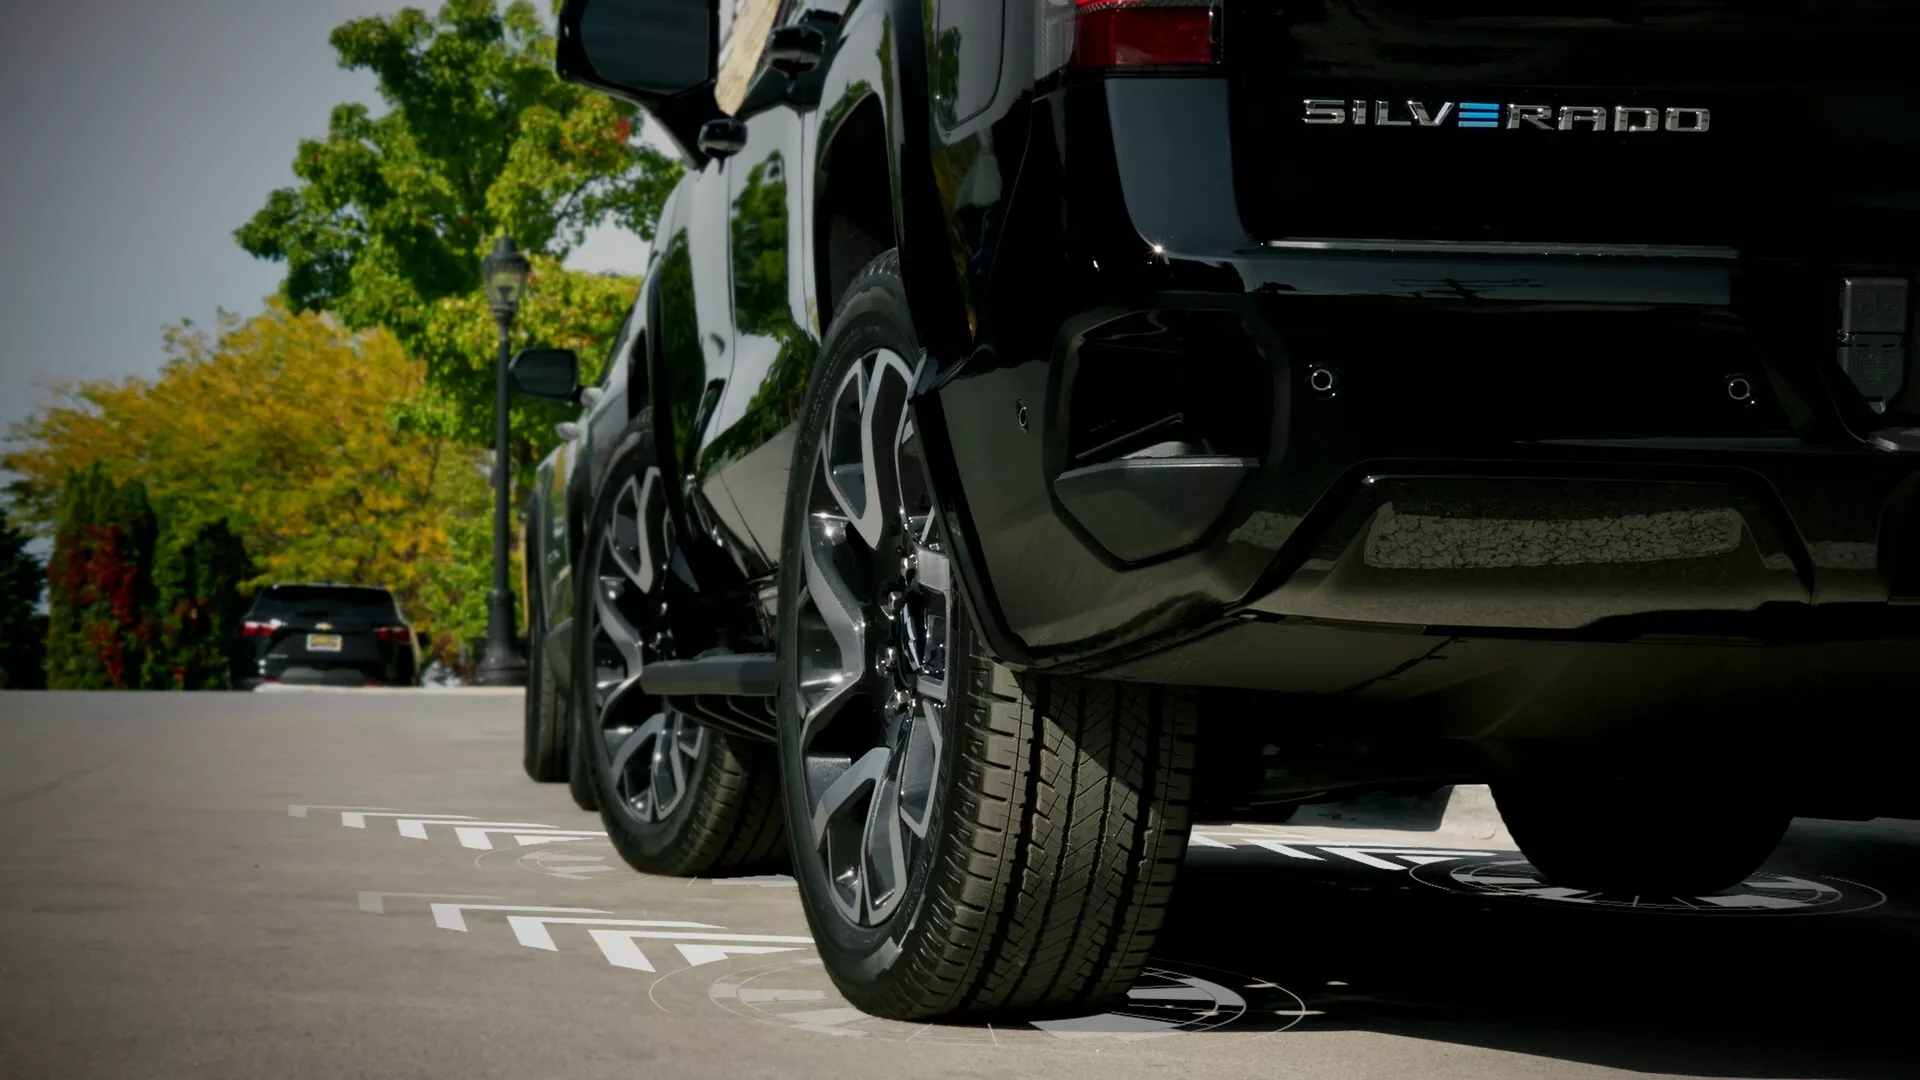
393,818,561,840
356,891,499,915
450,826,608,850
502,915,814,972
287,805,404,820
429,903,612,932
344,811,480,829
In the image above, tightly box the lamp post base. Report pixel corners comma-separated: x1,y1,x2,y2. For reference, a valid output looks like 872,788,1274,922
475,589,528,687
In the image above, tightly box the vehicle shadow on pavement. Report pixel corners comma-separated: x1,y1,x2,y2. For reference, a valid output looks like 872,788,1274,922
1156,836,1920,1079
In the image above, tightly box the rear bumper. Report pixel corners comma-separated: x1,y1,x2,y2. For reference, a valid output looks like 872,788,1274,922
248,658,416,688
923,76,1920,678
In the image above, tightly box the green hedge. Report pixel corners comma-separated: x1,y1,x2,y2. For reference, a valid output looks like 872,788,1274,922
44,464,249,690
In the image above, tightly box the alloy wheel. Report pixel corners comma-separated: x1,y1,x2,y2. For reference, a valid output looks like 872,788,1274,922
589,465,708,824
793,348,952,927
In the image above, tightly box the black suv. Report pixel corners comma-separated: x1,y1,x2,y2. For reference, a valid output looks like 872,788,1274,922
236,584,422,689
517,0,1920,1021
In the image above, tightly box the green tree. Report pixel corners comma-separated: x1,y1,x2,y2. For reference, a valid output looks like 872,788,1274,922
0,506,47,690
147,517,251,691
4,306,510,666
235,0,667,459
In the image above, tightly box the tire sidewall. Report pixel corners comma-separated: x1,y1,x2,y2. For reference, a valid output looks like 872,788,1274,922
524,589,555,777
775,258,973,986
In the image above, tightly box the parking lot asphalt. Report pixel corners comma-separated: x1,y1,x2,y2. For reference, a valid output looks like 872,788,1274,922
1,690,1914,1080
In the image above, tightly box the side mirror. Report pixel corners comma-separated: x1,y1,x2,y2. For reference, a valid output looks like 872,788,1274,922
698,117,748,159
557,0,717,103
768,25,825,74
510,348,581,401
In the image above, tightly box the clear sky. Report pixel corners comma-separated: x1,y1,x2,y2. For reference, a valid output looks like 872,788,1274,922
0,1,655,477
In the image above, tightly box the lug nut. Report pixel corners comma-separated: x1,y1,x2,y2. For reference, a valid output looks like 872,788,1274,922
881,590,905,617
886,689,915,713
874,647,898,677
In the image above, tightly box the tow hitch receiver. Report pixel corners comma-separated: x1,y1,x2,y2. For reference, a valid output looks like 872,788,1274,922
1838,277,1911,409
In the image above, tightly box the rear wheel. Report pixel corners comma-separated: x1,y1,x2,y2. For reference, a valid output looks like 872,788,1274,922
1494,781,1792,895
522,597,567,782
775,252,1199,1021
574,412,786,876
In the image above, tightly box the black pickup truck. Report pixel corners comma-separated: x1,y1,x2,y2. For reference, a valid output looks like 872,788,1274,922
514,0,1920,1021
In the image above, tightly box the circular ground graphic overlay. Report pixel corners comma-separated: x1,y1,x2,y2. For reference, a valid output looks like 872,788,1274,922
709,958,1311,1049
1412,856,1884,916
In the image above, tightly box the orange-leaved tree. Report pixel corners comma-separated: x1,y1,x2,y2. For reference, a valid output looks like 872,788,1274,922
4,302,506,660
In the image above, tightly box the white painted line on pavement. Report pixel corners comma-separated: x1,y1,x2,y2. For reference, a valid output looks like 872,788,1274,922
429,902,611,931
341,811,478,829
288,804,403,819
451,826,607,850
357,891,499,915
394,818,559,840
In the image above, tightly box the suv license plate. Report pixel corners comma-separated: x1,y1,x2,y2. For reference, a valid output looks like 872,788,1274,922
307,634,343,653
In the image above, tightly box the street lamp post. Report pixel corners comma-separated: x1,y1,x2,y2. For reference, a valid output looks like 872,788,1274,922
475,235,532,687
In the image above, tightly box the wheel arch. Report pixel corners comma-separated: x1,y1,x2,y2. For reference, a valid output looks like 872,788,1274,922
810,0,967,358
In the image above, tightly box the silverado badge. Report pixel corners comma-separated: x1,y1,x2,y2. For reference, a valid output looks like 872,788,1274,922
1303,99,1711,133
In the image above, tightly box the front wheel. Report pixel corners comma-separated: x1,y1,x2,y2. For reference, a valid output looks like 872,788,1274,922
775,252,1199,1021
573,411,786,876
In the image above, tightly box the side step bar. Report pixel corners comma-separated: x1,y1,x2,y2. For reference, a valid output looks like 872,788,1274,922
640,653,777,698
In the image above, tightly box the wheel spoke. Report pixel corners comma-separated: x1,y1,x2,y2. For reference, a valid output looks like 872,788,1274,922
610,711,667,778
592,575,646,674
897,700,943,839
652,733,680,815
821,351,915,550
821,363,869,530
596,670,646,721
809,745,891,848
798,515,866,742
910,543,951,704
863,770,908,922
605,477,646,589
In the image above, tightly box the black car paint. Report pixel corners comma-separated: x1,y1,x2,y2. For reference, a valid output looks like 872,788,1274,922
233,584,420,688
534,0,1920,803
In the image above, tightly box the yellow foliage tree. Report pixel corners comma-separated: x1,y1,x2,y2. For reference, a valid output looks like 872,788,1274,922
4,302,509,660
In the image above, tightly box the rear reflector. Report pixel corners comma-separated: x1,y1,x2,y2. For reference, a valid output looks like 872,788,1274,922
1040,0,1218,77
1070,2,1216,70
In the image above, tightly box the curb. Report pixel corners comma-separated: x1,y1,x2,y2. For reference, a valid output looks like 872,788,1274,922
1281,784,1511,844
252,685,525,697
1437,784,1510,843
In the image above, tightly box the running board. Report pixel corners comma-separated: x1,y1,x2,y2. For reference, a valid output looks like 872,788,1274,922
640,653,777,697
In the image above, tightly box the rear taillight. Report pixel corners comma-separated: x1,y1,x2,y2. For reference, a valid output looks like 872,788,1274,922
1040,0,1219,77
241,620,275,638
375,626,412,644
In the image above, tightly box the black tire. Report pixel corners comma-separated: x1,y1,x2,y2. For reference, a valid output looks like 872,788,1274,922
1494,781,1792,895
573,410,786,876
522,596,568,782
566,685,599,812
775,251,1199,1021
